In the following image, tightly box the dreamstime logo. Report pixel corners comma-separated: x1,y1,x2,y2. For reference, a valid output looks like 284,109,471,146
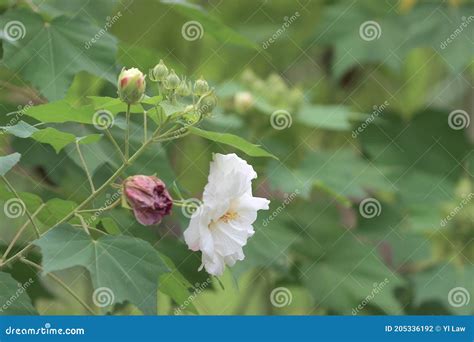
352,278,389,315
270,110,292,130
262,11,300,49
1,101,34,135
181,198,203,218
181,21,204,41
440,193,473,227
174,278,212,315
3,20,26,41
3,198,26,219
359,21,381,41
85,189,122,226
352,101,389,138
270,287,292,308
92,287,115,307
448,287,470,308
84,12,122,49
359,198,382,219
92,110,114,130
263,189,299,227
448,109,470,130
0,278,34,313
440,16,474,50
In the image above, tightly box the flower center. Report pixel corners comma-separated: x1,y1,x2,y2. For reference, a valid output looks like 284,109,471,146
209,211,238,229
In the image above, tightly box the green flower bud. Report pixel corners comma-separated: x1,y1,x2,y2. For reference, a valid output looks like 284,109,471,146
164,69,180,90
117,67,146,104
150,59,169,82
197,92,217,115
176,79,191,97
193,76,209,96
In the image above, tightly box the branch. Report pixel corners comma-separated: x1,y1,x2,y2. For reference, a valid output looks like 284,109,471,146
75,140,95,192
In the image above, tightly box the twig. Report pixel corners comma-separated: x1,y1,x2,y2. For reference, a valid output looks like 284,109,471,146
75,141,95,192
1,176,41,237
105,129,126,163
20,258,96,315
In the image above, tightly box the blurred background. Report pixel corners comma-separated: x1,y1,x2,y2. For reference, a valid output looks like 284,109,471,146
0,0,472,315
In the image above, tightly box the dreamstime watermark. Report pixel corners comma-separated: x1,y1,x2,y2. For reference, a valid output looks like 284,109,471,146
262,189,299,227
270,109,292,130
1,101,34,135
92,287,115,308
85,190,122,226
359,198,382,219
262,11,300,49
448,109,470,130
440,16,474,50
0,278,34,313
84,12,122,49
181,21,204,41
3,198,26,219
359,20,381,41
181,198,203,218
352,100,389,138
174,277,212,314
352,278,389,315
440,193,473,227
270,287,292,308
5,323,85,336
92,109,115,130
2,20,26,41
448,287,470,308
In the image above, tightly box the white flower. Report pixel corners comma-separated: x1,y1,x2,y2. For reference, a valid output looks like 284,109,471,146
184,153,270,276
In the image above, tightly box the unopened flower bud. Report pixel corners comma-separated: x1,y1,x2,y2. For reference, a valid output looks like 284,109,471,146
234,91,253,113
150,59,169,82
123,175,173,226
164,69,180,90
118,67,146,104
176,79,191,97
193,77,209,96
198,92,217,115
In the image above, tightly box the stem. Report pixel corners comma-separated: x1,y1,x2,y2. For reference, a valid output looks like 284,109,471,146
125,104,131,160
75,141,95,192
1,176,40,237
0,126,159,269
143,111,148,143
76,199,120,213
20,258,96,315
105,129,126,163
72,224,108,236
74,213,90,235
1,204,45,261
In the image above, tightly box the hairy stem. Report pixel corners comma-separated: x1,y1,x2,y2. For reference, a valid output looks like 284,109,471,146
1,204,45,261
20,258,96,315
105,129,126,163
74,213,90,235
75,140,95,192
1,176,41,237
125,104,131,160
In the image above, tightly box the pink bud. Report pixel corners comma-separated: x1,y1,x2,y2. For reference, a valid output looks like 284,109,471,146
123,175,173,225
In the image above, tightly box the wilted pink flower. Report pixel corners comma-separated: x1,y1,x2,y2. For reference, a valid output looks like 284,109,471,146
123,175,173,225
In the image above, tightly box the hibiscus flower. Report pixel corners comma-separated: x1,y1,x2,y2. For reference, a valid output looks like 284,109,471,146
184,153,270,276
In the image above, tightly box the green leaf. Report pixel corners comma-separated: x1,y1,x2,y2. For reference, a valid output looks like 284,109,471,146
158,254,198,314
23,100,95,124
0,8,117,100
159,100,186,117
0,121,38,138
34,224,170,315
0,272,37,315
412,263,473,315
316,2,474,77
300,229,404,315
88,96,145,115
161,0,258,50
0,153,21,176
31,127,77,153
297,105,360,131
100,217,121,235
188,127,277,159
